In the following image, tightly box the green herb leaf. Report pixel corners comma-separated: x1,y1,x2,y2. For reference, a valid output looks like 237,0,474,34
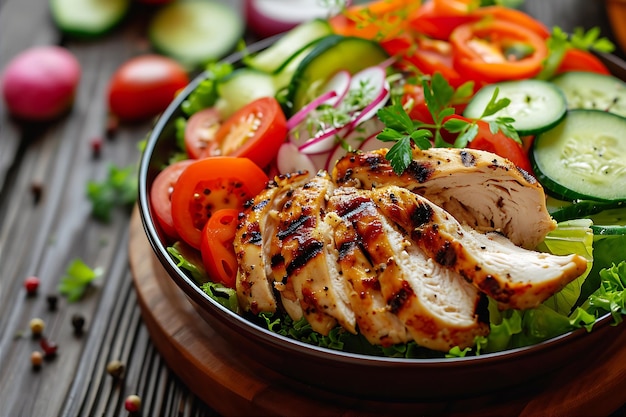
377,102,414,132
386,136,414,175
86,164,138,222
58,259,103,302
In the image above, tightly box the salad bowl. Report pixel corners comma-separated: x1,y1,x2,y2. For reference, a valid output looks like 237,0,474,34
137,32,626,402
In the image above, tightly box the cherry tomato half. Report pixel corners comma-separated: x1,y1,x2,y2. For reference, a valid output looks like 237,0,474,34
201,208,240,288
107,54,189,121
466,117,533,173
150,159,195,240
211,97,287,168
170,157,268,249
184,107,222,159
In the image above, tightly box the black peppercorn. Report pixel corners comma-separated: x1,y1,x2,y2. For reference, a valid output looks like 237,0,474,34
71,314,85,335
46,294,58,311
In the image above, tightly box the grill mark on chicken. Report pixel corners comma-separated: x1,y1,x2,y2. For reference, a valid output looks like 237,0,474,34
332,147,556,249
372,185,588,310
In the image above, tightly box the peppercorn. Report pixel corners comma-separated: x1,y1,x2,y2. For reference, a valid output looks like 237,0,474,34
46,294,58,311
40,337,58,358
30,351,43,369
106,359,125,380
71,314,85,335
29,318,45,337
91,137,102,159
124,394,141,414
24,276,40,296
30,181,43,204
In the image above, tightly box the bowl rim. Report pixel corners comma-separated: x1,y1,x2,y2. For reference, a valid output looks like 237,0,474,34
137,38,618,369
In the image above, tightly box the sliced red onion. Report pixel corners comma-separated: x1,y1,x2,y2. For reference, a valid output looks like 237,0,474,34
276,142,316,176
286,89,337,130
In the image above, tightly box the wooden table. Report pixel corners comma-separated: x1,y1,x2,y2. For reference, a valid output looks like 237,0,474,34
0,1,623,416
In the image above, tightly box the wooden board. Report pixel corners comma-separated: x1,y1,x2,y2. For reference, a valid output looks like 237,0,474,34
129,208,626,416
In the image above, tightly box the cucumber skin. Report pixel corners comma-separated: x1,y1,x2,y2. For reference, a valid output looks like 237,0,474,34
531,109,626,202
284,35,389,115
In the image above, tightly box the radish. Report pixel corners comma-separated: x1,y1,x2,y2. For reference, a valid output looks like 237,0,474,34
1,46,81,121
276,142,317,176
246,0,339,38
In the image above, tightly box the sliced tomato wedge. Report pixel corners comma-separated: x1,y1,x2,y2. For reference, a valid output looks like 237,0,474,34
555,48,611,75
200,208,240,288
149,159,195,240
450,19,548,84
184,107,221,159
212,97,287,168
170,157,268,249
465,117,533,173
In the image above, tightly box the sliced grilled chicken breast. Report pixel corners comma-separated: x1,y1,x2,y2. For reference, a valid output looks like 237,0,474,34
325,210,413,347
371,185,588,310
332,147,555,249
272,172,356,335
234,172,310,315
329,187,489,351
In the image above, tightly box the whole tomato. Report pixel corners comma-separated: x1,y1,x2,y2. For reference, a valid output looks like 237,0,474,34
107,54,189,122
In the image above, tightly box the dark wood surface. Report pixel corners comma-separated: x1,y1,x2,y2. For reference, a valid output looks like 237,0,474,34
0,1,623,416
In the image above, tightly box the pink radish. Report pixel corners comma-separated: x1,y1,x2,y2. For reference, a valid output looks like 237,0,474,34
1,46,81,121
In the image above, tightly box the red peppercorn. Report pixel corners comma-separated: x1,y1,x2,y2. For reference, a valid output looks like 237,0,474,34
40,337,58,358
24,276,40,296
124,394,141,413
90,137,103,159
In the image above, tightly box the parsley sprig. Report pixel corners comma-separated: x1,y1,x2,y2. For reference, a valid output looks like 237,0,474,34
376,73,517,174
537,26,614,80
58,258,103,302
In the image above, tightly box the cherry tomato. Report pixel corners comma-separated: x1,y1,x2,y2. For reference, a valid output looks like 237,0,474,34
184,107,222,159
201,208,240,288
149,159,195,240
107,55,189,121
210,97,287,168
170,157,268,249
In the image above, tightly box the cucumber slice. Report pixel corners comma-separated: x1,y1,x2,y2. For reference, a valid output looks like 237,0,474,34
588,206,626,235
215,68,276,118
463,79,567,136
149,0,244,68
550,71,626,118
531,109,626,202
50,0,130,38
550,199,625,223
285,35,389,114
246,19,332,74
